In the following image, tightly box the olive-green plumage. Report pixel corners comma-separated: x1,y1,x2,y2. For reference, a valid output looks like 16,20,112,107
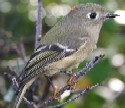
14,3,118,108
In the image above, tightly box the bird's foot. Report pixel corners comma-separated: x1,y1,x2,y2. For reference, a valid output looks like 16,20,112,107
67,73,78,90
46,76,61,99
53,85,61,99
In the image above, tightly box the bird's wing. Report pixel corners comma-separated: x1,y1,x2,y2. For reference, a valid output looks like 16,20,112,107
14,44,76,108
18,44,76,87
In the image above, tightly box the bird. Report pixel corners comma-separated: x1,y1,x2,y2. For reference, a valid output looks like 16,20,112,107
14,3,119,108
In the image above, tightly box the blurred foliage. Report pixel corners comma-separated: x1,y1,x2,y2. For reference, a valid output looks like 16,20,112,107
0,0,125,108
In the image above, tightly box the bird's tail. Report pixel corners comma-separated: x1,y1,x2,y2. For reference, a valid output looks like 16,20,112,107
14,78,36,108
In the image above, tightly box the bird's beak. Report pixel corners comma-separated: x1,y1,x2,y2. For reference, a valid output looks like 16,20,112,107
106,13,120,18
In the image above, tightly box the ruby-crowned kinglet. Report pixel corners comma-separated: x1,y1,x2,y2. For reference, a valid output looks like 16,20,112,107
14,3,119,108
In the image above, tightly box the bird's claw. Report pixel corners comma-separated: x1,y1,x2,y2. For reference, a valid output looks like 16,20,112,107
67,73,78,90
53,86,61,99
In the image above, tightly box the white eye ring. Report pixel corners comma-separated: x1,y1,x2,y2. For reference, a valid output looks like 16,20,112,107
86,12,99,20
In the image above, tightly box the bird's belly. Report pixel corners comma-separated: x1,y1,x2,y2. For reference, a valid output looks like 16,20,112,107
44,41,95,76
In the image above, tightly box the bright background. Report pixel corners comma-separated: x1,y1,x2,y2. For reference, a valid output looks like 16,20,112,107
0,0,125,108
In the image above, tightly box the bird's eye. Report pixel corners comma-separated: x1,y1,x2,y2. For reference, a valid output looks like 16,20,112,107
87,12,98,20
89,13,97,19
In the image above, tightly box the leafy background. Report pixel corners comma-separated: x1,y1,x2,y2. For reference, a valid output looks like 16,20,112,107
0,0,125,108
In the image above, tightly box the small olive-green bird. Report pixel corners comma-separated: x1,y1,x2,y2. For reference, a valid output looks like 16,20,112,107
14,3,118,108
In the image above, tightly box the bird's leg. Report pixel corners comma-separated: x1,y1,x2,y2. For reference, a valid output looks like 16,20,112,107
53,85,61,99
67,73,78,90
63,70,78,90
46,76,61,99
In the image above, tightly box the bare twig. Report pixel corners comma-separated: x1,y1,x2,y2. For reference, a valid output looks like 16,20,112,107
49,83,100,108
74,54,105,81
39,85,71,108
23,97,38,108
18,39,27,63
35,0,42,49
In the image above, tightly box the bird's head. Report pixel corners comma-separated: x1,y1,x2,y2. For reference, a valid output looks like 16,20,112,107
65,3,119,43
68,3,119,26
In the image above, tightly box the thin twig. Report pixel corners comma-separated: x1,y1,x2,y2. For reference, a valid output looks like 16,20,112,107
49,83,100,108
23,97,38,108
74,54,105,81
35,0,42,49
19,39,27,63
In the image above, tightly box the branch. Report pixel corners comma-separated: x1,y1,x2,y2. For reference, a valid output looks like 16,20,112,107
49,83,100,108
39,54,105,108
18,39,27,63
35,0,42,49
74,54,105,81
